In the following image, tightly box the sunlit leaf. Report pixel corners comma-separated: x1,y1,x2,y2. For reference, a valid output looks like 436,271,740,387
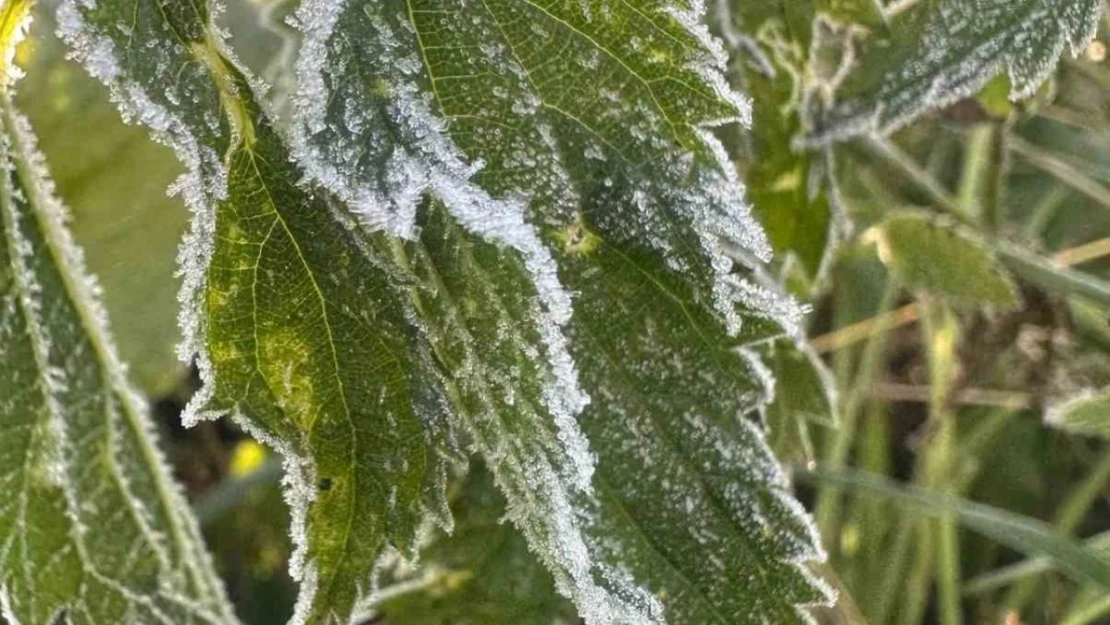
0,3,237,623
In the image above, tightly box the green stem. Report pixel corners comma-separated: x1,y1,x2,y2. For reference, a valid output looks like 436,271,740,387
958,124,994,224
1004,447,1110,613
815,285,899,551
1061,594,1110,625
1009,135,1110,213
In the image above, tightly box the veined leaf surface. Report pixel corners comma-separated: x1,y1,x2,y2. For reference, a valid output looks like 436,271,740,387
57,4,453,625
290,1,830,624
57,0,834,624
803,0,1103,144
0,3,237,623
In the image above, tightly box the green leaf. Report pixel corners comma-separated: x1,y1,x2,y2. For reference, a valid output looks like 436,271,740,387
16,13,188,396
206,94,456,625
0,3,237,623
875,211,1018,307
58,5,455,625
290,1,830,623
377,465,576,625
59,1,832,624
727,4,839,285
802,468,1110,591
1047,389,1110,440
804,0,1103,144
753,338,838,464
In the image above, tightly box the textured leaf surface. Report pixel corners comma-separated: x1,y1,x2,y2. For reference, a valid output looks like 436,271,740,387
56,4,452,625
290,1,829,624
378,466,576,625
58,0,832,624
876,211,1018,307
804,0,1103,144
0,3,236,624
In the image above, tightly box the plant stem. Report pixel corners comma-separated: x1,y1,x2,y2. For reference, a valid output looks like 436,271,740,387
1009,135,1110,213
815,285,899,553
1004,448,1110,613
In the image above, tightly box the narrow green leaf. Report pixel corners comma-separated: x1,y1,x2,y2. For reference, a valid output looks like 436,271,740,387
802,468,1110,591
875,211,1018,307
1047,389,1110,439
803,0,1103,144
963,531,1110,596
0,3,237,623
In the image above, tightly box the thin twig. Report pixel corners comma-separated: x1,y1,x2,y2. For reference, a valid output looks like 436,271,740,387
872,383,1033,410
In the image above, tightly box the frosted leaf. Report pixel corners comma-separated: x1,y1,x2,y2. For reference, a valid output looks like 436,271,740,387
801,0,1103,145
1045,388,1110,440
290,0,829,624
0,5,237,624
55,2,454,624
371,465,579,625
56,0,833,623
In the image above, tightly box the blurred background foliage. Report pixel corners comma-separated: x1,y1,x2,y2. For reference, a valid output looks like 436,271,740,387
14,0,1110,624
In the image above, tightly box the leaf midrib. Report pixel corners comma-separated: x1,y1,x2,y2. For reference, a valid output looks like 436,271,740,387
239,143,362,614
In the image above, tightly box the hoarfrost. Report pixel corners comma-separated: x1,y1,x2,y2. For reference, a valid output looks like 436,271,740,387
0,17,237,619
288,0,815,623
802,0,1103,145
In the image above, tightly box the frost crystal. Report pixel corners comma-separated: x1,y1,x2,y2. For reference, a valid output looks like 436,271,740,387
803,0,1103,144
0,8,237,618
289,0,816,623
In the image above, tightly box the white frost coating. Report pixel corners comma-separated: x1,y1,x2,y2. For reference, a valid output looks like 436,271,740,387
0,72,236,623
801,0,1103,146
290,0,594,490
287,0,816,623
55,0,228,414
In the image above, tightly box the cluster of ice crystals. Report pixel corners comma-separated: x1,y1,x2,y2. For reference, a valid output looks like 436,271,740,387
0,33,236,621
291,0,594,486
804,0,1103,144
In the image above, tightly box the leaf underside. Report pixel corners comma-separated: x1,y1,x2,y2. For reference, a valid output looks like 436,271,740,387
0,4,237,624
56,0,834,624
879,211,1018,307
803,0,1103,144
